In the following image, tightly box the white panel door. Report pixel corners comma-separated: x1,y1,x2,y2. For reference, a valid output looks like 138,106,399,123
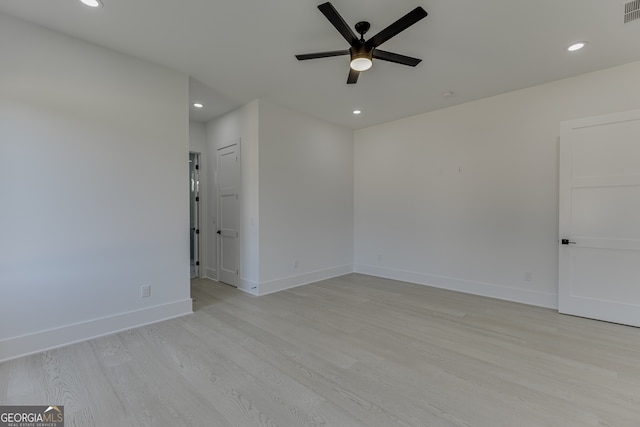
217,141,240,287
559,109,640,326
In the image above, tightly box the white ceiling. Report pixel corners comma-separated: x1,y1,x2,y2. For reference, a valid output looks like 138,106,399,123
2,0,640,129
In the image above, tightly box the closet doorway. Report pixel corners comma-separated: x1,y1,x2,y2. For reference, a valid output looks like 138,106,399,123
189,152,201,278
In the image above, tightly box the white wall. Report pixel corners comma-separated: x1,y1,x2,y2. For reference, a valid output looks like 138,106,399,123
189,121,207,153
0,14,191,361
206,100,353,295
257,100,353,294
355,60,640,308
206,101,260,292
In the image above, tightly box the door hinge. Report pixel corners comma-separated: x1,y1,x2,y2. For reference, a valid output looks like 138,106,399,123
195,196,199,202
196,229,200,235
236,269,239,275
195,164,199,170
196,261,200,266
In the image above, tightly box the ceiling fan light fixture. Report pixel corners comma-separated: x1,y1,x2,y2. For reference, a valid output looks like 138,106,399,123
350,57,372,71
350,47,373,71
296,2,428,83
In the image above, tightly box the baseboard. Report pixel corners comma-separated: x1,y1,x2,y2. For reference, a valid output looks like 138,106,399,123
196,274,258,296
0,299,193,363
239,278,260,296
258,265,354,296
355,264,558,309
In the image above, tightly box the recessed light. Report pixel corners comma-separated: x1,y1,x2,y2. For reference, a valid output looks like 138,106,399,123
353,110,362,115
193,103,204,108
80,0,103,8
567,41,587,52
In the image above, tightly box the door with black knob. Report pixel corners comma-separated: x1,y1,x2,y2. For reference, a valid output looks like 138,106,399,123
559,110,640,326
217,141,240,287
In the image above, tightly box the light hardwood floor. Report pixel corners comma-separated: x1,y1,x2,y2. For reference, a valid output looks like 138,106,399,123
2,274,640,426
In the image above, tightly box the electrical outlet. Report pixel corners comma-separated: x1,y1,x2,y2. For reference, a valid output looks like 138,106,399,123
141,285,151,298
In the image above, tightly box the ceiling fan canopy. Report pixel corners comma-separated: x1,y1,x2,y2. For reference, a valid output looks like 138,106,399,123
295,2,428,84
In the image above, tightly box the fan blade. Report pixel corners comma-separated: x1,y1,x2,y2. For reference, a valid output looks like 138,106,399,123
318,2,359,47
295,50,350,61
347,68,360,84
373,49,422,66
365,7,427,49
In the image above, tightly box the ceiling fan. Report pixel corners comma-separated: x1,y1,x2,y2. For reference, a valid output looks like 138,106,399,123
295,2,428,84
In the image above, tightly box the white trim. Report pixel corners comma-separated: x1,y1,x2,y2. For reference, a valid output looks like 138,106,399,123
258,265,354,296
239,278,260,295
355,264,557,309
560,108,640,131
0,299,193,363
218,137,241,151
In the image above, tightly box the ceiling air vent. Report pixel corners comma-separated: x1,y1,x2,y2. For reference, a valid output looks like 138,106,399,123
625,0,640,23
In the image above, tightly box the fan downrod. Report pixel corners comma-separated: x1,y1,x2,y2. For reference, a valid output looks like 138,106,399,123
354,21,370,39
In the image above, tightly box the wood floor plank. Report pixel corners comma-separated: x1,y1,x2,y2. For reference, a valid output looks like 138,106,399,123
1,354,47,405
2,273,640,426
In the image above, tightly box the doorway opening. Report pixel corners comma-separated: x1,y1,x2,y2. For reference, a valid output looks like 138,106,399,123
189,152,201,279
